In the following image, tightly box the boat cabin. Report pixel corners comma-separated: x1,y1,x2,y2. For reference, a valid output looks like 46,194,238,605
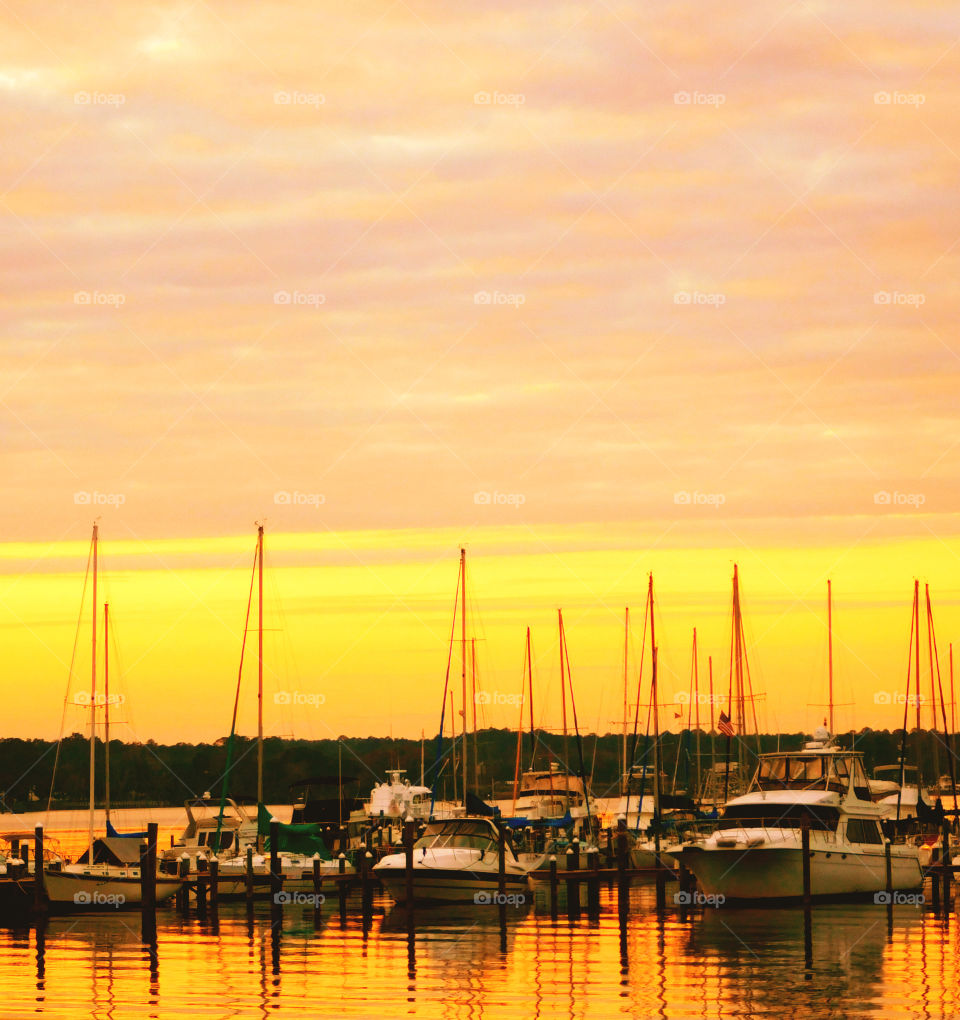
749,731,871,801
413,818,516,859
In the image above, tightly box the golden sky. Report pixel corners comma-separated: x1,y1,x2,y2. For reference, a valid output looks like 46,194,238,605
1,3,959,741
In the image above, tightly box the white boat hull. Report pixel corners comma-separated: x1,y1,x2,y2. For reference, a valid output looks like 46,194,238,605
374,848,532,904
678,839,923,900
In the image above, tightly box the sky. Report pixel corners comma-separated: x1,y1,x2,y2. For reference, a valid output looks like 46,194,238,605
1,2,959,744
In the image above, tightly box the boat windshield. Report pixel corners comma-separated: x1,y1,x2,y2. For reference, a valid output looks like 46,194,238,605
414,820,497,852
753,754,869,796
718,803,840,831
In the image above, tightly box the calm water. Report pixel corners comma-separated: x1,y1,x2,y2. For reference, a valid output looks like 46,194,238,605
0,811,957,1018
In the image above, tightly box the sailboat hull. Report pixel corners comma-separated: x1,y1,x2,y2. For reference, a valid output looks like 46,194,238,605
43,869,182,909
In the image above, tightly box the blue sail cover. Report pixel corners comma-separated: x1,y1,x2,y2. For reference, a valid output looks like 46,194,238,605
106,819,149,839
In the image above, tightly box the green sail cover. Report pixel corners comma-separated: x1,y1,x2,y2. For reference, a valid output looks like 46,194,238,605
257,804,332,858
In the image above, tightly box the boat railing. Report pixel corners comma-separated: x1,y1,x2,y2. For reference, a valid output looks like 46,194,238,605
684,817,840,845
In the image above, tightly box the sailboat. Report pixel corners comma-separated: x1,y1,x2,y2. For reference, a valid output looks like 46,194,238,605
44,523,183,909
186,524,353,896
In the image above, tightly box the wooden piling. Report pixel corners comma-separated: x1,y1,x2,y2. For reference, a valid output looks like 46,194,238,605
140,822,158,940
497,822,506,899
942,821,951,910
616,817,629,917
801,824,812,908
313,854,322,899
196,854,208,915
176,854,190,912
885,839,893,898
33,825,45,916
208,859,219,910
586,847,600,917
270,819,282,907
566,843,580,919
403,816,415,906
548,855,558,921
245,846,254,902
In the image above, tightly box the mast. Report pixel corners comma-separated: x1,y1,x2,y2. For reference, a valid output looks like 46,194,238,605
648,575,661,825
450,689,458,803
87,522,98,866
104,601,110,827
914,580,921,782
709,656,716,785
925,584,940,781
526,626,535,767
460,548,467,802
471,638,480,793
693,628,701,804
951,644,956,781
257,523,264,810
827,579,834,733
559,609,570,802
623,607,629,789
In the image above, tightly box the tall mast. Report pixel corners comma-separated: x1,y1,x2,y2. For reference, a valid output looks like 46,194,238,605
526,626,535,767
104,601,110,827
733,564,743,773
559,609,570,801
623,607,629,789
449,689,457,804
709,656,716,783
914,580,921,781
460,548,467,802
87,522,98,866
925,584,941,781
827,579,834,733
648,575,661,823
257,524,264,809
471,638,480,793
693,628,701,803
951,644,956,777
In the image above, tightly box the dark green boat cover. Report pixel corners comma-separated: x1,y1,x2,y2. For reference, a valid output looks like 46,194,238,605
257,803,332,858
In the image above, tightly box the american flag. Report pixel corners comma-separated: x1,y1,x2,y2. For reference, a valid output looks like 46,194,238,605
718,711,735,737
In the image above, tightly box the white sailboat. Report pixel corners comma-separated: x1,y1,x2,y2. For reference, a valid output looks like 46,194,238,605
44,524,182,909
676,728,923,900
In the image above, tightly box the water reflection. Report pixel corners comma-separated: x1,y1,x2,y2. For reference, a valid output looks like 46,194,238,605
0,884,952,1017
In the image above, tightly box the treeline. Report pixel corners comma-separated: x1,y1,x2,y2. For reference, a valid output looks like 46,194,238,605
0,728,954,810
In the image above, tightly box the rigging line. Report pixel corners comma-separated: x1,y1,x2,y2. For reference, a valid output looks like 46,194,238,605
216,537,260,842
45,534,94,821
895,585,917,823
561,617,592,824
428,558,462,815
624,590,650,822
926,589,958,805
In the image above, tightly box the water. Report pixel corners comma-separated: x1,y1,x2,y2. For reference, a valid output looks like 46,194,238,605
1,811,957,1018
0,885,955,1018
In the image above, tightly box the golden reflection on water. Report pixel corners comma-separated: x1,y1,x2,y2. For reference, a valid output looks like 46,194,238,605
0,882,955,1019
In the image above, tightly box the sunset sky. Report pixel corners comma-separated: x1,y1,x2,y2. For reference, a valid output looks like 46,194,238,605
1,2,958,744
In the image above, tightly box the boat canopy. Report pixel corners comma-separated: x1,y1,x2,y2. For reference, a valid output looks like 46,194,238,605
257,804,331,858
